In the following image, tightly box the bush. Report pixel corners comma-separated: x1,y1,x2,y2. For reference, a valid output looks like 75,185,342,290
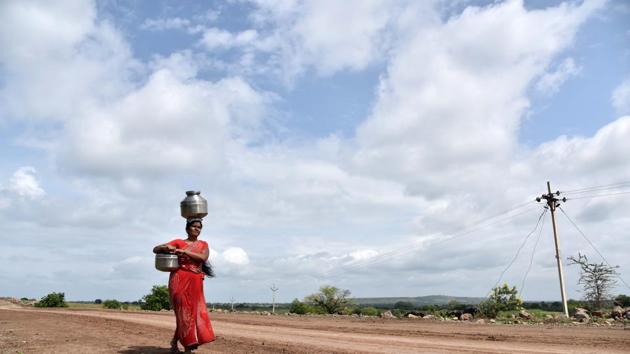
478,284,522,318
103,299,122,309
140,285,171,311
289,299,309,314
614,294,630,307
35,292,68,308
94,299,102,304
360,306,381,316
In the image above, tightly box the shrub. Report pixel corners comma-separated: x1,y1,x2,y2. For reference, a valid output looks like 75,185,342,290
478,284,522,318
35,292,68,308
94,299,102,304
289,299,309,314
140,285,171,311
614,294,630,307
103,299,122,309
360,306,381,317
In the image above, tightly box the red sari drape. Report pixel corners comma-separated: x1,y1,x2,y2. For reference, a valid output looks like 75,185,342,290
167,239,215,348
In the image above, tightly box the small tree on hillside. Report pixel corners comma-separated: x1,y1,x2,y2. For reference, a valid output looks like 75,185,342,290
305,285,352,314
478,284,522,318
103,299,122,309
140,285,171,311
35,292,68,308
568,253,618,310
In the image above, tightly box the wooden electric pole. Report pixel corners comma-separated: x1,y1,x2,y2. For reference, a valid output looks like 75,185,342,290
537,181,569,317
270,284,278,314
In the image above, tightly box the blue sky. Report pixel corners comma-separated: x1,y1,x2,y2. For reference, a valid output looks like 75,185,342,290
1,0,630,304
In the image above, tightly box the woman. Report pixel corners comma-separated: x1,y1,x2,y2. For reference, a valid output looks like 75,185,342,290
153,218,215,353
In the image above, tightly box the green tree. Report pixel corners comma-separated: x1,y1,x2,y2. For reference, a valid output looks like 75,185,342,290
568,253,618,310
35,292,68,308
478,284,522,318
103,299,122,309
289,299,309,314
140,285,171,311
304,285,352,314
94,299,102,304
614,294,630,307
394,301,415,310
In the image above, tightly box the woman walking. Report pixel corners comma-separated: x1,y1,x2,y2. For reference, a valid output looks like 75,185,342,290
153,218,215,353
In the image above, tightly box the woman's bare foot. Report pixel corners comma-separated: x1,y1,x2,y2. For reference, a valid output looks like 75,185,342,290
183,343,198,353
170,338,180,353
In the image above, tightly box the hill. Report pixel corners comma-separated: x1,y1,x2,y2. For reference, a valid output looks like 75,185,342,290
351,295,485,306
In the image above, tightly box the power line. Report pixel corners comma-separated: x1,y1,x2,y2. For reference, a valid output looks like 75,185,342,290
335,202,539,274
490,209,547,293
557,206,630,291
565,190,630,201
520,211,547,296
562,181,630,194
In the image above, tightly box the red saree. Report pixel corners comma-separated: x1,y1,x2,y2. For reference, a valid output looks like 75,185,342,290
167,239,215,348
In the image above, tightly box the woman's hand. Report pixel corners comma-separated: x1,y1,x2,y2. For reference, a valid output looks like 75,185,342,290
153,244,177,254
174,248,187,255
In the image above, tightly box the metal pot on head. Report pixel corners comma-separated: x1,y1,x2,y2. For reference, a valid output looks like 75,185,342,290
155,253,179,272
180,191,208,219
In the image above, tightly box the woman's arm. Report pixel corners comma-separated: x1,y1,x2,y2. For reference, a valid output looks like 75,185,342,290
153,243,176,254
174,247,209,262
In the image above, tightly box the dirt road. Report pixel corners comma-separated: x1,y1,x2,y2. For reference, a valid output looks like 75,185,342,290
1,304,629,353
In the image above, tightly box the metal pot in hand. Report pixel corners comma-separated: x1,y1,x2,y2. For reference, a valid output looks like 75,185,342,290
155,253,179,272
180,191,208,219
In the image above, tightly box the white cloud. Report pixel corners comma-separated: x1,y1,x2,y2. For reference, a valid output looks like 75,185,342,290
0,0,140,123
611,79,630,114
536,57,581,95
200,28,259,50
140,17,191,31
222,247,250,266
354,0,604,197
6,167,45,199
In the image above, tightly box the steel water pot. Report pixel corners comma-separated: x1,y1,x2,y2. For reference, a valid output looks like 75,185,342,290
155,253,179,272
180,191,208,219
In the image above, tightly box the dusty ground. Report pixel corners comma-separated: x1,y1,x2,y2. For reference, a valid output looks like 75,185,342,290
1,302,629,353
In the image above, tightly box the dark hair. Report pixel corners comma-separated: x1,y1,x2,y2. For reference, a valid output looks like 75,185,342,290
186,218,203,228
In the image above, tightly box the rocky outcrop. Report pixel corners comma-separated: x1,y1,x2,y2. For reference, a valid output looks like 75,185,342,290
381,310,396,319
573,308,590,322
518,310,532,320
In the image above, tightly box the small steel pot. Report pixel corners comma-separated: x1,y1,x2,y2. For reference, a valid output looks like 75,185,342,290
155,253,179,272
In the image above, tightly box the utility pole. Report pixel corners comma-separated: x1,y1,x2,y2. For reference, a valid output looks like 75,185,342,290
536,181,569,317
230,297,234,312
270,284,278,314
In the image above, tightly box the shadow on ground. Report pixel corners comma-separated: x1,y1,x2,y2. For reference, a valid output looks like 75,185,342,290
119,346,174,354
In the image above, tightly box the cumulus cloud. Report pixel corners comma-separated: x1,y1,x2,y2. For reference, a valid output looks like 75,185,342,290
354,0,605,198
222,247,250,266
611,79,630,114
7,167,45,199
